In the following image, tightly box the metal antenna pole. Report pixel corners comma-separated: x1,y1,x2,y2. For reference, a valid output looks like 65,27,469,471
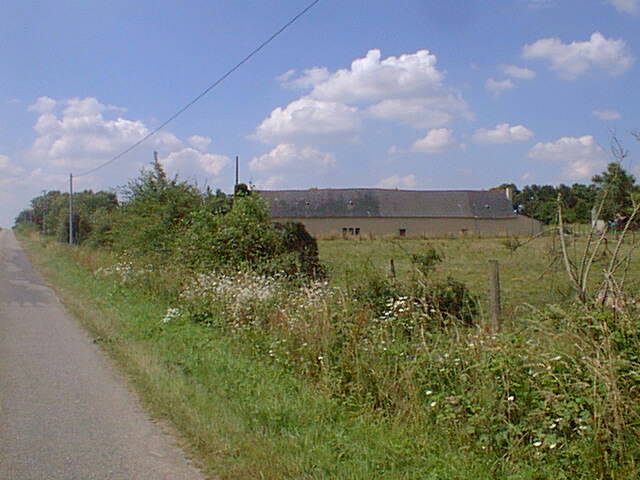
69,173,73,244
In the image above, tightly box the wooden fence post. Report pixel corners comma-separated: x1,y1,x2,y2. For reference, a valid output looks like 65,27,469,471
488,259,501,333
389,258,396,280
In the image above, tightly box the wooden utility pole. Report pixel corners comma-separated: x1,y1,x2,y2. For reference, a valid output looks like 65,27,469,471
68,173,73,245
488,259,501,332
235,155,239,187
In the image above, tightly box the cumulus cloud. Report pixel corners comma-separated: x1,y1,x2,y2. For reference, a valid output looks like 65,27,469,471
308,49,445,103
254,97,360,144
608,0,639,14
485,78,515,96
523,32,634,79
257,49,470,144
528,136,607,181
162,148,229,177
472,123,534,144
376,174,418,189
279,67,330,89
367,94,469,128
592,109,621,120
249,144,336,190
499,64,536,79
250,144,335,173
412,128,456,153
27,96,228,180
28,96,57,113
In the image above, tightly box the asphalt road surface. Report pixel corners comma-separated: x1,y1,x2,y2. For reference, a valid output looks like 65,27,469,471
0,229,207,480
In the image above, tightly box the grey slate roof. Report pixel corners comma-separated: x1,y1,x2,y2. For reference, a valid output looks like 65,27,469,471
259,189,516,219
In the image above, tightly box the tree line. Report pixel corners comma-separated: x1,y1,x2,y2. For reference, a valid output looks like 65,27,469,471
499,162,638,225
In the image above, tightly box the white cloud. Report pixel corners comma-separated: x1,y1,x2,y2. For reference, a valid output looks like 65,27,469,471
28,96,57,113
608,0,639,14
523,32,634,79
255,174,289,190
249,144,335,173
592,109,621,120
367,94,469,128
308,49,445,103
258,49,470,141
254,97,360,144
412,128,456,153
279,67,330,89
377,174,418,189
162,148,229,177
499,64,536,79
472,123,534,144
249,144,336,190
187,135,212,151
485,78,515,96
528,136,607,181
27,96,228,179
0,154,24,176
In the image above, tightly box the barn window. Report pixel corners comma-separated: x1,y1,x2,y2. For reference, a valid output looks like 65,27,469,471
349,227,354,235
355,227,360,235
399,228,406,237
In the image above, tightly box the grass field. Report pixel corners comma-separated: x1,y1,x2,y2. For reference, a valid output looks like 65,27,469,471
318,230,640,319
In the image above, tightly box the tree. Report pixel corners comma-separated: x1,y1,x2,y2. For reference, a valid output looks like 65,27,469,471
108,159,202,260
592,162,637,223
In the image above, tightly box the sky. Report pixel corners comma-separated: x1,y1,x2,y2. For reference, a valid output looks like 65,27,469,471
1,0,639,227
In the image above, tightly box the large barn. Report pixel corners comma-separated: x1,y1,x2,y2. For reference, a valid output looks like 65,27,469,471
259,188,542,238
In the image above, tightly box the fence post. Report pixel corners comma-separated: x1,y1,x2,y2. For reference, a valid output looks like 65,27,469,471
488,259,501,333
389,258,396,280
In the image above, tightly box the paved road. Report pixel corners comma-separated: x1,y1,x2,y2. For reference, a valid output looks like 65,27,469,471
0,229,207,480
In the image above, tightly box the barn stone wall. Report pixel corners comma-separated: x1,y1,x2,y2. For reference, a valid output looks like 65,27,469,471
274,215,542,238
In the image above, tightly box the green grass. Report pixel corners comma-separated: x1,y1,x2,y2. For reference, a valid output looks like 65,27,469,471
18,231,501,480
17,229,640,479
318,232,640,319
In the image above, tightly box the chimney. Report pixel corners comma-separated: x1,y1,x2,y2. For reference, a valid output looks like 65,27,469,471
505,187,512,202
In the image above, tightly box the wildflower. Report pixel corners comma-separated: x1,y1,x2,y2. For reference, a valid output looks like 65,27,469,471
533,441,542,447
549,443,557,449
430,401,437,408
162,307,180,323
425,390,433,396
507,395,514,402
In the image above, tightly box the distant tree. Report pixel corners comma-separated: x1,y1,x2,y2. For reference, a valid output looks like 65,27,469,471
592,162,637,222
496,182,597,224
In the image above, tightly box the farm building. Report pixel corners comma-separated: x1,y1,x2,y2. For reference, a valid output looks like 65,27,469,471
259,188,542,238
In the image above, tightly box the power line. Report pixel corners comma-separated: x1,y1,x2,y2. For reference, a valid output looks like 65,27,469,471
76,0,322,178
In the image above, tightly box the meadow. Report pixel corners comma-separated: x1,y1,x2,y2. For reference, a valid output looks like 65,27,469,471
17,227,640,479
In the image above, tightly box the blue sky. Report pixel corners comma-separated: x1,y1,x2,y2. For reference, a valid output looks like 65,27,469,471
1,0,639,226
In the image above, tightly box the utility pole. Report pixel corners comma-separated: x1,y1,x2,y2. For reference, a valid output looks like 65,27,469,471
235,155,239,187
69,173,74,245
41,190,47,235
